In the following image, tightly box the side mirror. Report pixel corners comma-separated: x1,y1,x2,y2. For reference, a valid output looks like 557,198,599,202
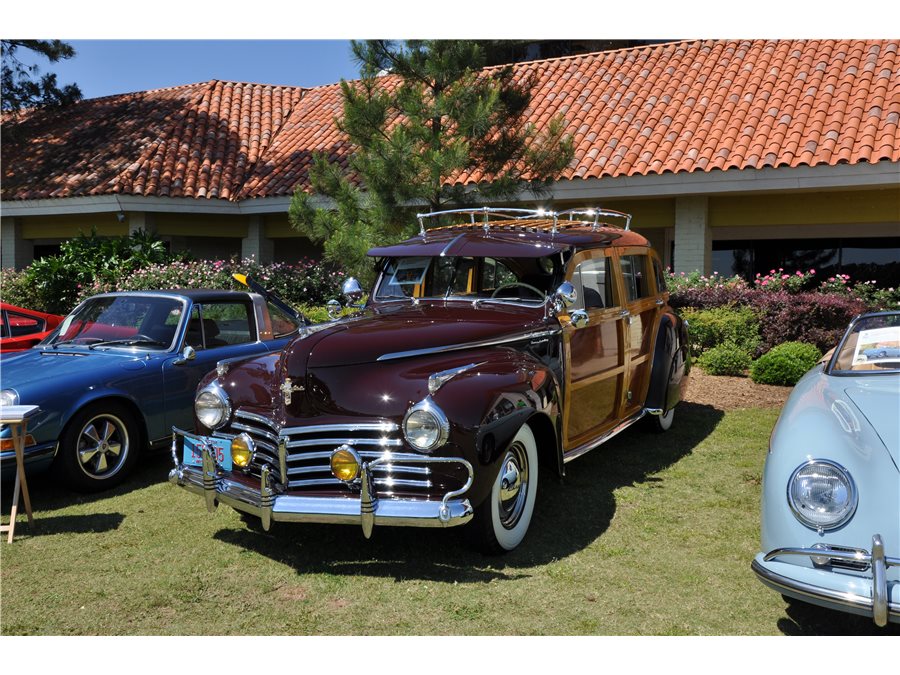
326,299,342,320
569,309,589,329
552,281,577,314
342,277,364,304
173,345,196,366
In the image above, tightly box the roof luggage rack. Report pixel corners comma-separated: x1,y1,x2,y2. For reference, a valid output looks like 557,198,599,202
416,206,632,236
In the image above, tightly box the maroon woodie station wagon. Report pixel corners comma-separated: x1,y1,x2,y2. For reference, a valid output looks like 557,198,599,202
170,207,690,552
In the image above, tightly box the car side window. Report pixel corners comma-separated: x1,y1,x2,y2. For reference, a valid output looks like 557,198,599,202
267,301,300,338
620,254,653,302
652,256,667,294
571,256,613,311
184,303,253,350
6,311,43,336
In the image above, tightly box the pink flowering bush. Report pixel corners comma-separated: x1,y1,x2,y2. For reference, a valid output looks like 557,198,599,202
79,256,344,309
754,267,817,293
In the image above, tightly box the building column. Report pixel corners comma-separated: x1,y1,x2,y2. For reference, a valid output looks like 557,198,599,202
1,217,34,270
673,196,711,274
127,211,155,236
242,215,273,264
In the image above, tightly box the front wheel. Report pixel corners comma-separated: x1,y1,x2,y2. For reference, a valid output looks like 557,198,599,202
53,403,140,492
471,424,539,554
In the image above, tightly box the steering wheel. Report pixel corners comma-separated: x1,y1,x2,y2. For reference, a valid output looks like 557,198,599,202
490,282,545,300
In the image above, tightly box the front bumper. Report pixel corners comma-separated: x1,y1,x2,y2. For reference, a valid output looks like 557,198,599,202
752,536,900,626
168,427,475,537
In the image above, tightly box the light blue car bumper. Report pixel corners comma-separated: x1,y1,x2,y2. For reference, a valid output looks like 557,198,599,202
752,535,900,626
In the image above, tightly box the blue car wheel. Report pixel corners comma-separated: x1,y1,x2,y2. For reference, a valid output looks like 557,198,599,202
54,403,140,492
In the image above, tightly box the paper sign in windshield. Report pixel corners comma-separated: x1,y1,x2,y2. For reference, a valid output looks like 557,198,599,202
853,326,900,364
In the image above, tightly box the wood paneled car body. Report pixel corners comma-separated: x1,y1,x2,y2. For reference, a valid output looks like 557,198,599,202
170,208,690,552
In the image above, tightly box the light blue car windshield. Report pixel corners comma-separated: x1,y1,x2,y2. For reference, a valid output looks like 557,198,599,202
830,313,900,374
45,296,184,350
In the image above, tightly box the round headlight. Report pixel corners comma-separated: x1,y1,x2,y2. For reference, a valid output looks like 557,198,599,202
0,389,19,407
195,383,231,430
788,459,857,531
331,445,361,482
403,398,449,452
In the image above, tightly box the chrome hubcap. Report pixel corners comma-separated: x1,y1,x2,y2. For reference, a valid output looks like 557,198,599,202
77,415,127,478
497,442,529,529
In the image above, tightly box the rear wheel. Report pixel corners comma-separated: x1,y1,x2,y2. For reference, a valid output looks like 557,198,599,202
652,406,675,433
53,403,140,492
471,424,538,554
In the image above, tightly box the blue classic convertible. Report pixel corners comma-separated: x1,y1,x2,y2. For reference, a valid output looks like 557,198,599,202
0,288,303,491
752,311,899,627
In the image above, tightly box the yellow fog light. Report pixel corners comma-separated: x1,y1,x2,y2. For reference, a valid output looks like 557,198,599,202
231,433,255,468
331,445,361,482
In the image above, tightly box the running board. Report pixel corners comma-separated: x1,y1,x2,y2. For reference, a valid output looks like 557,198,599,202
562,409,647,464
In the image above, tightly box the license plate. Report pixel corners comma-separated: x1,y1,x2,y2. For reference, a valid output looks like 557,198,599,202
183,436,232,471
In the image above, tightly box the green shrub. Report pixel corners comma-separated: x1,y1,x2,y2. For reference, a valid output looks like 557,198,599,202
697,342,752,376
681,305,761,358
0,267,41,309
750,342,822,386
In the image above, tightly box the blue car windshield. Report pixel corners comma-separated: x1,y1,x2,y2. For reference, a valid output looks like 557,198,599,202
830,313,900,374
45,296,184,350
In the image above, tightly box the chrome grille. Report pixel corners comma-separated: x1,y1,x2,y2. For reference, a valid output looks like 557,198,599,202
223,410,439,494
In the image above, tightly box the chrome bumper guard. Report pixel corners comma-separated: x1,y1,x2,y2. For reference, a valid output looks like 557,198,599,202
168,427,474,537
752,535,900,627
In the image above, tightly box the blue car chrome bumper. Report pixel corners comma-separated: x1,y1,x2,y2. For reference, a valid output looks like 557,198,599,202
168,427,475,537
0,441,57,479
752,536,900,626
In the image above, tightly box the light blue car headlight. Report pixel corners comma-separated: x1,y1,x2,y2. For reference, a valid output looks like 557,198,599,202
788,459,857,531
0,389,19,407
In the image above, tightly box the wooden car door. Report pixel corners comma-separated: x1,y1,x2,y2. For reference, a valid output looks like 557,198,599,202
613,249,663,418
559,250,629,454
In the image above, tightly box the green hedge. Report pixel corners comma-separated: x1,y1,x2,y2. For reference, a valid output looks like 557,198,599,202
697,342,752,376
750,342,822,386
681,305,761,359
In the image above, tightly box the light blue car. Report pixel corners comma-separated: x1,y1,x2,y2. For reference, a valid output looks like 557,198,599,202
752,311,900,627
0,288,302,492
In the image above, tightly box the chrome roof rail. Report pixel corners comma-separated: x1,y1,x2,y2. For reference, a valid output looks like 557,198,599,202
556,207,632,231
416,207,558,235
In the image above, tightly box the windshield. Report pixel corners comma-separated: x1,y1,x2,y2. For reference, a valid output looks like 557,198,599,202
374,255,559,304
829,312,900,374
44,295,185,350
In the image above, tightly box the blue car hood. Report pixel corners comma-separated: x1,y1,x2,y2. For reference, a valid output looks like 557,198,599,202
843,378,900,471
1,347,150,392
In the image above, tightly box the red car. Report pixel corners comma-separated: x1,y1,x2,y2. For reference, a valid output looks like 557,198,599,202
0,302,64,353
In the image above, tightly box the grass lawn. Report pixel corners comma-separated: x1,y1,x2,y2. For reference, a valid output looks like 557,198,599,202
1,403,896,636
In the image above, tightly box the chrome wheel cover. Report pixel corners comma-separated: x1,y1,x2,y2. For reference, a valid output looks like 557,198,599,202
76,413,129,479
497,441,529,530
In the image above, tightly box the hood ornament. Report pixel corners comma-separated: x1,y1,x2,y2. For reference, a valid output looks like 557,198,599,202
280,377,305,405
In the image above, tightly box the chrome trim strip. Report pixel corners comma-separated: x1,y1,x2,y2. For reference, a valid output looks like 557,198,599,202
288,464,432,478
563,410,647,463
378,328,561,362
428,362,485,395
231,422,279,445
285,437,402,449
235,410,281,431
281,422,400,435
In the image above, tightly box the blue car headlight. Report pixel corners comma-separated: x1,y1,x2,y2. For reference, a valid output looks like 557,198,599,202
788,459,857,531
0,389,19,407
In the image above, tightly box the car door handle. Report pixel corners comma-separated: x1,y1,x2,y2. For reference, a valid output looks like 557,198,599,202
655,299,665,306
618,310,630,318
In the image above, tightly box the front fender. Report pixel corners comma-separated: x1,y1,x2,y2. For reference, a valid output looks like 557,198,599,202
645,310,691,412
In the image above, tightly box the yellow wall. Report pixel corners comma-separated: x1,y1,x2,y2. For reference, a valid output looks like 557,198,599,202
152,213,248,238
20,213,127,239
264,213,296,238
709,188,900,228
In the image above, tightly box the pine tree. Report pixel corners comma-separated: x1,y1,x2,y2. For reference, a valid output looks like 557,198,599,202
1,40,82,116
289,40,574,283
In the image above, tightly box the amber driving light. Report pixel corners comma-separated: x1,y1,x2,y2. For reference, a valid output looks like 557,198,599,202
330,446,361,482
231,433,255,468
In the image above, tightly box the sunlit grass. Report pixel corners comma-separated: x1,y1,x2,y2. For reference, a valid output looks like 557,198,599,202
2,405,895,635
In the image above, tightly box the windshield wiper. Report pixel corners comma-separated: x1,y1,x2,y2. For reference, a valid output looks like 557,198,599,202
87,338,168,349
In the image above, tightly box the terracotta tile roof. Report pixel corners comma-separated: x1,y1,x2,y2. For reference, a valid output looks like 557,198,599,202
2,39,898,203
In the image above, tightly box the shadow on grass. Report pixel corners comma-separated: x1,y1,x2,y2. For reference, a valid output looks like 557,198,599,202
214,402,723,583
5,512,126,538
776,597,900,636
2,450,174,514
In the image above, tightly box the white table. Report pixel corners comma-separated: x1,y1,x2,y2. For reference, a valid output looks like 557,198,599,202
1,405,39,543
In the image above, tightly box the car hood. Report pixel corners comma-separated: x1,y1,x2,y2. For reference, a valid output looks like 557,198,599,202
301,302,548,369
843,378,900,469
1,347,151,394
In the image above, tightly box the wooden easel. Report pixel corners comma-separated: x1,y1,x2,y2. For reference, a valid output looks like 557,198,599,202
1,405,39,543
